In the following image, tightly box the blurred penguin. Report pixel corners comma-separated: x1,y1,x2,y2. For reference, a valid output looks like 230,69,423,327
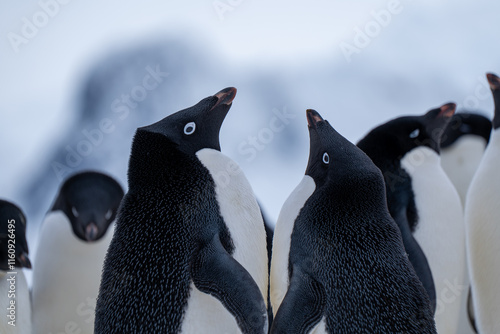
441,112,491,205
465,73,500,334
31,171,124,334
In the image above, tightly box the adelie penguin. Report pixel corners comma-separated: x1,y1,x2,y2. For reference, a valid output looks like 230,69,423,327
465,73,500,334
441,112,492,205
0,200,32,334
270,109,436,333
95,88,269,333
440,112,491,334
31,171,124,334
358,103,466,334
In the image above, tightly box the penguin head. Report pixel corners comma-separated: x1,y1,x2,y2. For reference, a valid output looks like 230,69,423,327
441,112,492,149
305,109,385,196
51,171,124,242
128,87,236,188
139,87,236,154
358,103,456,162
487,72,500,129
0,200,31,270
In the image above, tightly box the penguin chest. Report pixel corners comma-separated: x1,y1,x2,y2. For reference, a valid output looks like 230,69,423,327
441,135,487,204
401,147,466,333
32,211,114,334
185,148,267,332
0,271,31,334
196,148,267,294
465,130,500,334
181,283,240,334
270,175,316,315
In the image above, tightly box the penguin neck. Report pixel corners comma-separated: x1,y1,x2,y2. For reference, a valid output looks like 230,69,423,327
128,131,208,193
400,146,440,176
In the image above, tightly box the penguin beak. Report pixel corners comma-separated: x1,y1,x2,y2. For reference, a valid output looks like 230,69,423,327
210,87,237,110
424,103,456,145
306,109,325,129
85,223,99,241
16,252,32,269
486,73,500,129
486,73,500,91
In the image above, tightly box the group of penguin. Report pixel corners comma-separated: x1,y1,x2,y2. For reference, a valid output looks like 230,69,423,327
0,73,499,334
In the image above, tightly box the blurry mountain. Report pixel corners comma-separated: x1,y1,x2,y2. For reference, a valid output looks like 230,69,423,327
18,38,302,230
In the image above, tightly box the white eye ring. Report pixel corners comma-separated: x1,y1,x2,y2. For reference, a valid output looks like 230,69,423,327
322,152,330,164
184,122,196,135
105,209,113,220
71,207,79,217
409,129,420,138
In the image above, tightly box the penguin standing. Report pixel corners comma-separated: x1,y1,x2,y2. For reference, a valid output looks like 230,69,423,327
95,88,269,333
441,112,491,205
440,112,491,334
0,200,32,334
465,73,500,334
270,109,436,333
358,103,466,334
31,171,124,334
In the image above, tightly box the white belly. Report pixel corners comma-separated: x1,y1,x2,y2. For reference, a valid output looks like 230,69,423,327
31,211,114,334
310,317,327,334
401,147,466,334
181,282,240,334
270,175,315,315
441,135,487,206
465,130,500,334
0,270,31,334
187,148,268,332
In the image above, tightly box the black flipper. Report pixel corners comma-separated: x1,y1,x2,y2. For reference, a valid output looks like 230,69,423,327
393,208,437,313
191,234,268,334
271,264,326,334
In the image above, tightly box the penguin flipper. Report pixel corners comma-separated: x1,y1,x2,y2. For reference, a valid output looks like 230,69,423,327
270,264,326,334
191,233,268,334
393,209,437,313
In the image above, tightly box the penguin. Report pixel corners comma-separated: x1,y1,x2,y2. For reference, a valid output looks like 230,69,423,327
440,112,491,334
270,109,436,333
31,171,124,334
441,112,492,205
95,88,269,333
464,72,500,334
0,200,32,334
357,103,466,334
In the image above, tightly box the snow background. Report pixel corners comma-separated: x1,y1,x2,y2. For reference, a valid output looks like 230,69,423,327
0,0,498,290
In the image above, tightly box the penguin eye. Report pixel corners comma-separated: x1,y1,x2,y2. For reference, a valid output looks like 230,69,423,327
184,122,196,135
322,152,330,165
105,209,113,220
409,129,420,138
71,207,79,217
